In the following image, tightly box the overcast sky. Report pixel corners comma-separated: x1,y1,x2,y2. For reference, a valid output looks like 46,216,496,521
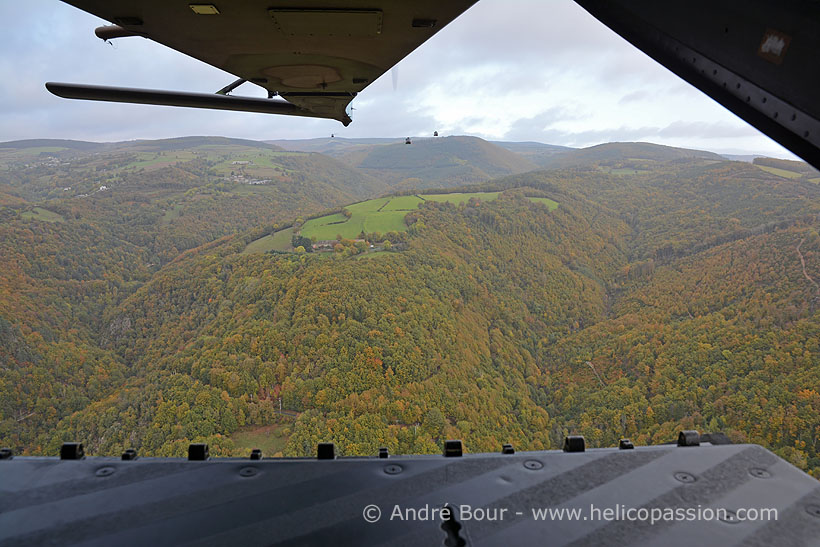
0,0,796,157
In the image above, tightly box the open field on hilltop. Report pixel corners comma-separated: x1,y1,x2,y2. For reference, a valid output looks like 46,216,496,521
0,146,69,158
527,197,560,210
20,207,65,223
422,191,556,210
381,195,424,211
124,146,304,173
209,150,301,176
243,192,559,251
125,150,197,169
0,147,69,168
756,165,804,179
420,191,501,203
346,197,391,213
242,227,294,254
160,204,183,225
304,212,348,227
301,212,358,240
15,147,68,155
360,212,408,234
300,197,400,240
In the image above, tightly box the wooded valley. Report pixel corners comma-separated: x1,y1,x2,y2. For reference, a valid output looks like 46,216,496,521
1,136,818,478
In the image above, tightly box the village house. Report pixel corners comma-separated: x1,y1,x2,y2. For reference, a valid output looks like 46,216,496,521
312,240,336,251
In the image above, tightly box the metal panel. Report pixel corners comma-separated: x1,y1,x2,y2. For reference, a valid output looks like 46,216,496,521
2,444,819,546
575,0,820,168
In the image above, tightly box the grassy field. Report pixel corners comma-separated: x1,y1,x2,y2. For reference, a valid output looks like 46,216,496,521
382,195,424,211
230,424,289,457
126,151,197,169
527,197,559,210
161,204,183,225
21,207,65,223
123,146,304,173
301,212,354,240
209,149,302,176
420,191,501,204
757,165,803,179
301,197,404,240
242,227,293,254
247,191,558,249
20,147,68,154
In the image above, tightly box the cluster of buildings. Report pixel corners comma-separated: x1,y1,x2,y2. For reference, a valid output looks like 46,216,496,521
311,239,372,252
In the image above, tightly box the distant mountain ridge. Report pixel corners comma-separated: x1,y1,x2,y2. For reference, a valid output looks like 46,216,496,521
337,135,539,190
0,139,104,150
492,141,576,167
127,136,285,152
4,136,809,197
4,136,789,170
267,137,770,179
0,136,285,153
536,141,725,169
266,137,400,158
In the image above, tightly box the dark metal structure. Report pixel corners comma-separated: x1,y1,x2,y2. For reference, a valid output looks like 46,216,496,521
2,436,819,546
46,0,478,126
576,0,820,168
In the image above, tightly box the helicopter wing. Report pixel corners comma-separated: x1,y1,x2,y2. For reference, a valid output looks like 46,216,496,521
47,1,478,125
575,0,820,168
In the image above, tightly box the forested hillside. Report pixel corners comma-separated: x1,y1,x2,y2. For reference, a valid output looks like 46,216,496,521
340,136,539,189
536,141,725,172
1,138,819,479
0,137,388,451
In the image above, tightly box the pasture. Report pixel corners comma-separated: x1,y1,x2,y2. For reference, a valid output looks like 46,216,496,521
756,165,804,179
244,191,558,252
300,197,405,240
242,227,294,254
21,207,65,223
420,191,500,204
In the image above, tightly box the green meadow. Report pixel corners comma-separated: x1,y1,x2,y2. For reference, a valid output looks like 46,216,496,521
21,207,65,223
241,227,294,254
300,197,399,240
526,197,559,210
301,192,521,240
420,191,501,204
756,164,804,179
244,191,558,252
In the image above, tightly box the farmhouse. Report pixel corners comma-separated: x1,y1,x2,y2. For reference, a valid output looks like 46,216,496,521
312,240,337,251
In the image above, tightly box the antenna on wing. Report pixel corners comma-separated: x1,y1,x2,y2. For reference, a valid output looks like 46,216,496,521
391,67,399,91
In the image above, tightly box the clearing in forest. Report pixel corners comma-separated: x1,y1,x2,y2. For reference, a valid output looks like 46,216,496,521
244,191,558,252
